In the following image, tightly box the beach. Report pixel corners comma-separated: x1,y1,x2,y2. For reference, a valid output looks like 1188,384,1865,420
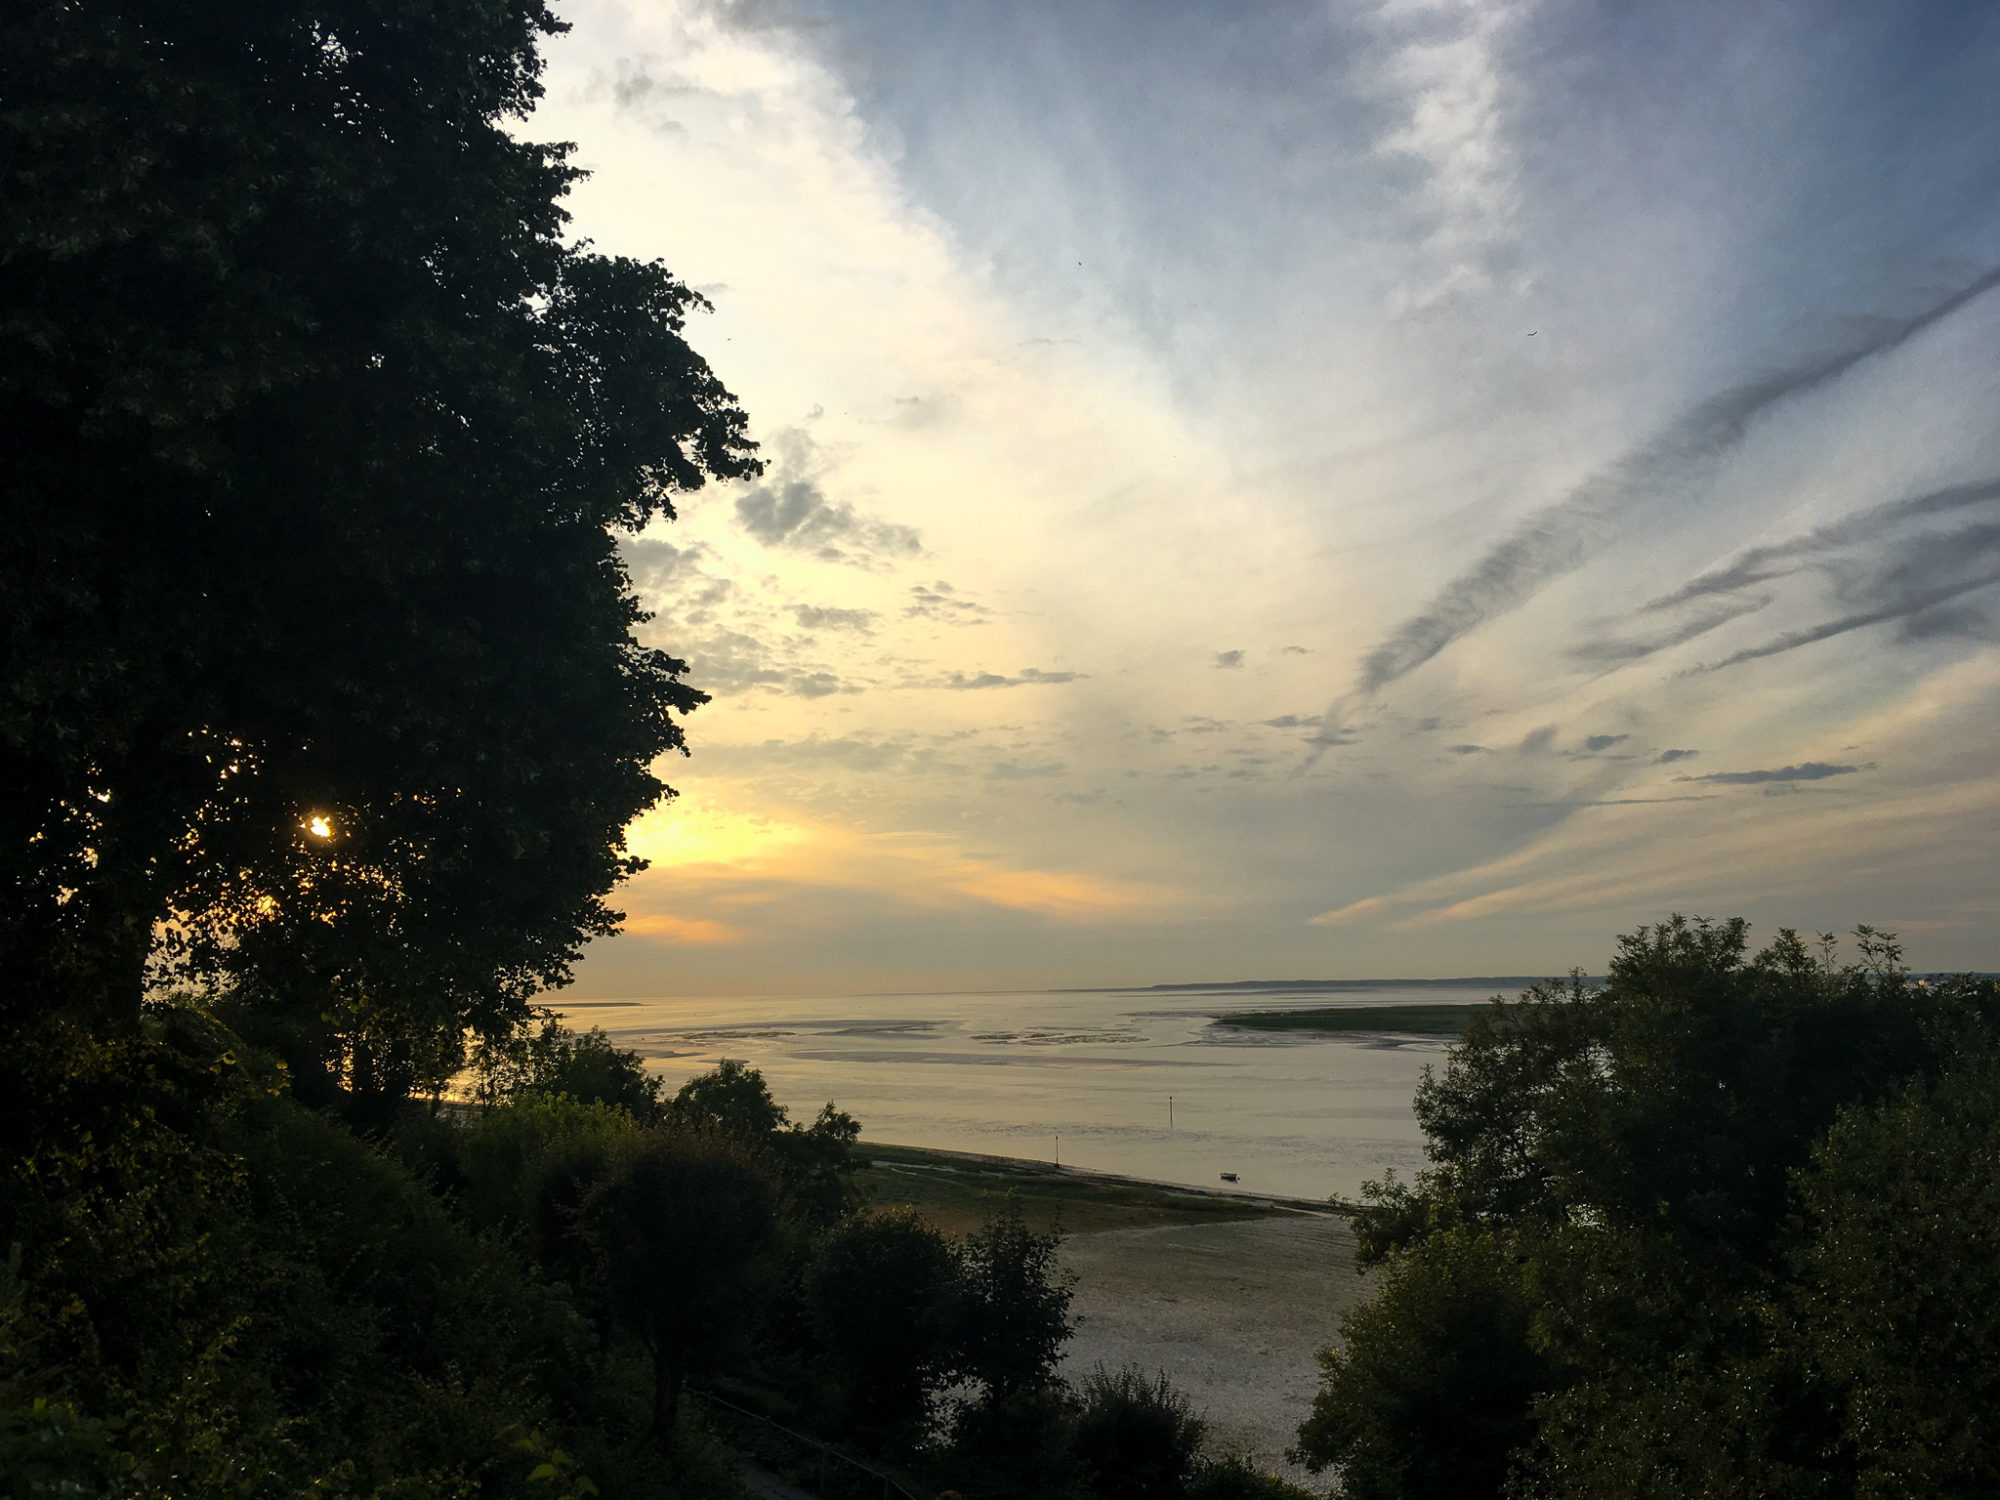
859,1144,1365,1485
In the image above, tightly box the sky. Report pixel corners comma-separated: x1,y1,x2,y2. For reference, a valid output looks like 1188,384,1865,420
528,0,2000,996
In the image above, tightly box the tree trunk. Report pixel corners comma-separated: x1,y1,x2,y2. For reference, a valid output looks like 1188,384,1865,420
652,1348,683,1443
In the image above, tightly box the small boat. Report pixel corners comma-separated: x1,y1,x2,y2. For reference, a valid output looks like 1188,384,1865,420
1219,1171,1239,1183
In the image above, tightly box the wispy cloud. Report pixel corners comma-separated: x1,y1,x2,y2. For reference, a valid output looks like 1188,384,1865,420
1649,477,2000,612
793,604,876,631
944,668,1086,690
1344,271,2000,701
1698,526,2000,672
906,581,990,624
1680,762,1862,785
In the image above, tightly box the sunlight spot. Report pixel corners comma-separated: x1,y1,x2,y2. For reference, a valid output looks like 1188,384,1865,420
306,815,333,838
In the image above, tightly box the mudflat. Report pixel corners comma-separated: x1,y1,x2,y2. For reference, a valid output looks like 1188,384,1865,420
858,1143,1366,1484
1060,1214,1368,1486
857,1141,1314,1236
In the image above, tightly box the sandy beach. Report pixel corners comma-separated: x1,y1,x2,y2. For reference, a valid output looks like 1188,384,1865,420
858,1143,1367,1486
1060,1214,1367,1487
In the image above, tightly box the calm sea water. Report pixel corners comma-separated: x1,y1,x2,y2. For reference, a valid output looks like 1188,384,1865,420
556,980,1529,1202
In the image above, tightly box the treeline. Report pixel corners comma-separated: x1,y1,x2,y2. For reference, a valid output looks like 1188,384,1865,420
1294,918,2000,1499
0,1003,1303,1498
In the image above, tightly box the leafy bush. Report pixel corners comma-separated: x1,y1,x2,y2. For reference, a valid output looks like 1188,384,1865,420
1072,1365,1207,1500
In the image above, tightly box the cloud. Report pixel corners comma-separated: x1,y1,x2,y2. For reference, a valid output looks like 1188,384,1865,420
906,581,991,624
1213,650,1246,669
1261,714,1323,729
793,604,876,632
1568,478,2000,670
1345,271,2000,698
1656,748,1699,764
700,735,912,774
1518,725,1557,754
1448,743,1489,755
733,429,922,564
944,668,1086,689
1504,796,1719,809
1307,895,1393,928
1580,734,1628,753
1680,762,1862,785
1569,594,1774,667
1697,523,2000,672
1649,477,2000,613
1373,0,1524,311
681,629,855,700
986,760,1066,780
619,912,746,945
621,538,735,619
1304,728,1360,749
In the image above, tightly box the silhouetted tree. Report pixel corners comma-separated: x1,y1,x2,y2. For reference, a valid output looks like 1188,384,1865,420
671,1060,861,1227
585,1132,780,1437
1299,917,2000,1500
0,1,758,1056
1291,1224,1544,1500
1791,1041,2000,1495
805,1208,961,1441
472,1011,665,1122
954,1197,1074,1398
670,1059,791,1138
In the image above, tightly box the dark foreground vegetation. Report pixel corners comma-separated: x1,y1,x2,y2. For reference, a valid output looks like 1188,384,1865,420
1,1011,1309,1498
1296,918,2000,1500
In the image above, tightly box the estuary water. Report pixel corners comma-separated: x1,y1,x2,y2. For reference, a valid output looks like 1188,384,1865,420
555,979,1531,1202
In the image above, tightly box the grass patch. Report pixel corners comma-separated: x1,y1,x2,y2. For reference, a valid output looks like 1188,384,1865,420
1214,1003,1489,1036
855,1142,1309,1236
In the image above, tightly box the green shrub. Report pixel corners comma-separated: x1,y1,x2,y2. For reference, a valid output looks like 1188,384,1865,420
1071,1365,1206,1500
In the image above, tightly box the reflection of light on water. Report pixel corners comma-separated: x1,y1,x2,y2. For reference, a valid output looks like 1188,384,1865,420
560,983,1480,1200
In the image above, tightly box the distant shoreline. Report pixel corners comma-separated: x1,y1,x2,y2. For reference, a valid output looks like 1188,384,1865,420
1213,1002,1488,1036
857,1140,1346,1235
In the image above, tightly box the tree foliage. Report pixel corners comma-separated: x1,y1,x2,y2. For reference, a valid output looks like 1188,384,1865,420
954,1196,1075,1399
805,1208,962,1438
671,1059,863,1227
471,1010,666,1122
1794,1042,2000,1496
586,1131,782,1436
1293,1224,1545,1500
1071,1364,1208,1500
1298,917,2000,1500
0,0,758,1064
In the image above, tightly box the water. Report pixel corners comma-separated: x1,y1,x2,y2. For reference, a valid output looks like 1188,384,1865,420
557,979,1524,1201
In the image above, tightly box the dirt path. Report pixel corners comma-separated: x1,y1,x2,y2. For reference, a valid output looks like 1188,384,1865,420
1058,1214,1368,1486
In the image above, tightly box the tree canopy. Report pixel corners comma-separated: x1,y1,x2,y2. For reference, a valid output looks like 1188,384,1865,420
0,0,758,1075
1296,917,2000,1500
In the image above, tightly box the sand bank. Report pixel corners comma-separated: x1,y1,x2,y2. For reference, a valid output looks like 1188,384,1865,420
1059,1214,1368,1487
